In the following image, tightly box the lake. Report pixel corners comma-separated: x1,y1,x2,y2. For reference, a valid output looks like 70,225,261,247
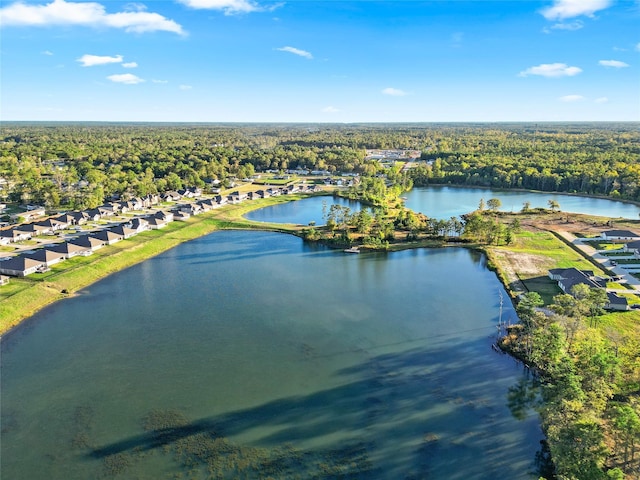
246,187,640,224
245,195,364,225
1,230,541,479
405,186,640,220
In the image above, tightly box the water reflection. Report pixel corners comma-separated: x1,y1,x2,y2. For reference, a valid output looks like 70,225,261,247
1,231,542,480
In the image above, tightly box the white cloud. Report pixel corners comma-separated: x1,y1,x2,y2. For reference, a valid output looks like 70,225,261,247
559,94,585,102
0,0,185,35
382,87,408,96
122,62,138,68
179,84,192,90
42,50,54,55
540,0,613,21
599,59,630,68
152,79,168,84
636,42,640,52
518,63,582,77
543,20,584,32
276,46,312,59
107,73,144,84
322,106,340,113
178,0,280,14
594,97,609,103
77,54,122,67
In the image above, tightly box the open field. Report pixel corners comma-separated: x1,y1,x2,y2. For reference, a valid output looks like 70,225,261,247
485,214,640,336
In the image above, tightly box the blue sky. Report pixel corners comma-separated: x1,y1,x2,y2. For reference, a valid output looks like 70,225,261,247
1,0,638,122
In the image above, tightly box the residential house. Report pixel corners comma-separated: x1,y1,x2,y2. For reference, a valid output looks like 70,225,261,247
0,228,32,242
83,209,102,221
162,191,182,202
47,241,92,258
173,211,191,221
14,223,51,236
605,292,630,311
36,218,68,231
90,230,124,245
601,230,640,242
56,213,80,226
548,268,606,294
72,234,107,251
214,195,228,206
624,240,640,255
10,206,46,222
0,256,44,277
109,224,137,239
23,248,66,267
178,203,202,215
82,208,102,222
196,199,215,211
227,191,247,204
99,204,120,216
154,211,173,222
128,217,149,232
146,217,168,229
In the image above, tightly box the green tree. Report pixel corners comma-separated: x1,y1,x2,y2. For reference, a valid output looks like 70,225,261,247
487,197,502,211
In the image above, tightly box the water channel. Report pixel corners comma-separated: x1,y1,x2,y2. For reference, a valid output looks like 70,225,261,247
1,229,541,479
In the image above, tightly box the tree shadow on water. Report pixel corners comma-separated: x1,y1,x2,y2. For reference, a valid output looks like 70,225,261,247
88,340,542,479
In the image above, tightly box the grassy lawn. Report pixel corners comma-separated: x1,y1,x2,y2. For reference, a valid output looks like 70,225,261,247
583,240,624,251
600,251,634,257
503,229,605,271
599,310,640,337
607,281,635,290
521,276,562,305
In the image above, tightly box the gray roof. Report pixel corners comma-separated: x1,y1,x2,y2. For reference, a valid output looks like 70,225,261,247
0,256,43,271
607,292,628,306
603,230,639,237
552,267,605,292
23,249,65,262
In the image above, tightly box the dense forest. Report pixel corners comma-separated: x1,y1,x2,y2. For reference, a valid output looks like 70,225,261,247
0,122,638,210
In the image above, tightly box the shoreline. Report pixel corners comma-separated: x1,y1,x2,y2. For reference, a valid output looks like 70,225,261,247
2,188,635,337
0,196,307,337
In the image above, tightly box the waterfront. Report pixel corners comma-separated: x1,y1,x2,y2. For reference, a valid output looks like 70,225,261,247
1,230,541,479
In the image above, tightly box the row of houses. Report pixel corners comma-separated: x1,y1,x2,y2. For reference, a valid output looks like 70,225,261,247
0,210,175,277
548,267,630,311
0,183,320,278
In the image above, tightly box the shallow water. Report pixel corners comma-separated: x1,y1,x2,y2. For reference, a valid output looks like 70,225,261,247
1,231,541,479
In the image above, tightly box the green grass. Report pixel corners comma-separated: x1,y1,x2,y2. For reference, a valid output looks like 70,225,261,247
521,276,562,305
508,230,605,272
583,241,624,251
598,310,640,337
600,251,634,257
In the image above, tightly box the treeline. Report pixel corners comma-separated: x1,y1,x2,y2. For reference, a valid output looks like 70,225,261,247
1,122,638,210
503,290,640,480
408,124,640,201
